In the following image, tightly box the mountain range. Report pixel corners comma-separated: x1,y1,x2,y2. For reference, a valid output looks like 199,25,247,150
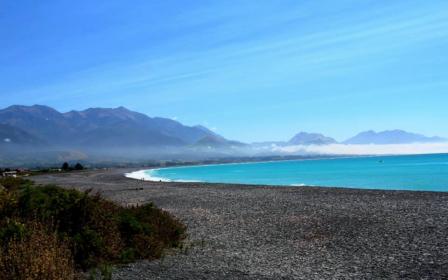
254,130,446,147
343,130,446,144
0,105,240,148
251,133,337,147
0,105,446,151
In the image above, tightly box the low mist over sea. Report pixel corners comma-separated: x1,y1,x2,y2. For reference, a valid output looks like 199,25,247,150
1,105,447,167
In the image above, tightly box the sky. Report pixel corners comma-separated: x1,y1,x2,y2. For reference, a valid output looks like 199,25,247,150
1,0,448,142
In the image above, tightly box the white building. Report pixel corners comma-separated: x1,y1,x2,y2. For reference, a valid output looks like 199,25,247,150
2,171,17,178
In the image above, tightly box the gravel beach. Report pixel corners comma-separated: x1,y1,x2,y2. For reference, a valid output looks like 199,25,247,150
32,168,448,279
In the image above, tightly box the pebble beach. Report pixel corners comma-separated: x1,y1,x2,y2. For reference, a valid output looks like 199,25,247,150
32,168,448,279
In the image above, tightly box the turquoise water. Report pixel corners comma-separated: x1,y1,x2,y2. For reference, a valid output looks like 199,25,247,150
146,154,448,191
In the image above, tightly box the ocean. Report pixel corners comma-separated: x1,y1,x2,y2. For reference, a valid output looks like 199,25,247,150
127,153,448,192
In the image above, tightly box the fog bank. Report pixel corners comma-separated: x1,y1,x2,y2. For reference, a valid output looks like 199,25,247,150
272,142,448,155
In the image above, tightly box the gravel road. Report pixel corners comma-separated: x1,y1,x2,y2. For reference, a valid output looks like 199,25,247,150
32,168,448,279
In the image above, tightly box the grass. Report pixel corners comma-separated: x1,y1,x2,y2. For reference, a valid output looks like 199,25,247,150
0,177,186,279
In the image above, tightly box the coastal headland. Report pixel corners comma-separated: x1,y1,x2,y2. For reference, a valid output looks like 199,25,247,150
32,168,448,279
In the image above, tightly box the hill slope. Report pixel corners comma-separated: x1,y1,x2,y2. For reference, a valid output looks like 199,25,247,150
0,105,230,148
288,132,337,145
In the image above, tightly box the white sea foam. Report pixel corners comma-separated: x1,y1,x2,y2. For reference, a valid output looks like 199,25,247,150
290,183,321,187
175,179,203,182
125,169,202,183
125,169,171,182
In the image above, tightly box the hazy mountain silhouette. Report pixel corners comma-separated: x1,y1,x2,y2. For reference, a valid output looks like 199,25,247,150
344,130,446,144
1,105,446,152
0,123,44,145
254,130,446,147
0,105,235,148
288,132,337,145
193,135,247,148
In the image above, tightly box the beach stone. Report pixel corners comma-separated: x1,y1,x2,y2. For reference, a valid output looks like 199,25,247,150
32,169,448,280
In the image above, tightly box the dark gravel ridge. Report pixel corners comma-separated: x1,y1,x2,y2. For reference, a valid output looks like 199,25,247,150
32,169,448,279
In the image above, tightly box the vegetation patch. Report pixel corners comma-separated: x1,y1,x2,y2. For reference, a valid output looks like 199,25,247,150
0,177,186,279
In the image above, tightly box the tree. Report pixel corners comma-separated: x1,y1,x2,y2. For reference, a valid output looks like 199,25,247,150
61,162,69,171
74,163,84,171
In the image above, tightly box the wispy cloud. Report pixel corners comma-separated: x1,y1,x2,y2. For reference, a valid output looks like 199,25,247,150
1,1,448,141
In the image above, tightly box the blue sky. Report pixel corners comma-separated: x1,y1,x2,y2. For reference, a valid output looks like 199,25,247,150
1,0,447,142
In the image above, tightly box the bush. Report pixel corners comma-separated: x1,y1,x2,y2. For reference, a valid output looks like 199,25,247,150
0,177,32,192
15,186,125,268
74,163,84,170
62,162,69,171
118,203,186,260
0,219,75,280
0,177,187,277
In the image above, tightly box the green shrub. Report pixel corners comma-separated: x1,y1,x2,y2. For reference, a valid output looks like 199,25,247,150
13,185,122,268
0,177,187,276
0,219,27,247
118,204,186,259
0,190,18,219
0,177,32,192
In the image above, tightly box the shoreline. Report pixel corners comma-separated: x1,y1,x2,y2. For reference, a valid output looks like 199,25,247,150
125,153,448,193
125,168,448,194
31,168,448,279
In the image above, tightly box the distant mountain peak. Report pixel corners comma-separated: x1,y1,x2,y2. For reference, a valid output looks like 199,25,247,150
0,104,230,148
344,129,446,144
6,104,59,113
288,132,337,145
